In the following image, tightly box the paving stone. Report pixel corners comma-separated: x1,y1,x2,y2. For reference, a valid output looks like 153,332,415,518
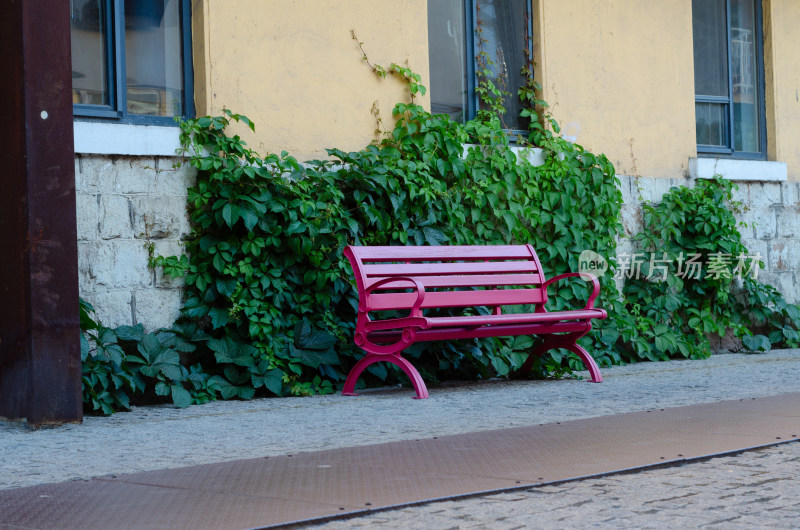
76,155,116,194
79,290,134,328
617,176,636,206
89,240,153,289
635,176,687,205
757,272,798,304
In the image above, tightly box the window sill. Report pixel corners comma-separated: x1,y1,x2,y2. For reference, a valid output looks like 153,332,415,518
74,121,182,157
689,157,787,182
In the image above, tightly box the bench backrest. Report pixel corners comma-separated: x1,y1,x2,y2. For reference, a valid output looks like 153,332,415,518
344,245,548,314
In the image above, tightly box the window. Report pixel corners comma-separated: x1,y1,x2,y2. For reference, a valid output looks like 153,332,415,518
70,0,193,125
692,0,765,158
427,0,532,133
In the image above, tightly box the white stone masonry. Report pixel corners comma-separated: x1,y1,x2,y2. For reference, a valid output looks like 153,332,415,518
617,176,800,305
75,154,799,332
75,155,196,329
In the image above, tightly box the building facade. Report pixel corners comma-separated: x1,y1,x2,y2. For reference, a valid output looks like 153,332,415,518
71,0,800,329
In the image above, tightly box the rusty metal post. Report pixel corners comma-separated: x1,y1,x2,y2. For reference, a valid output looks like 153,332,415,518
0,0,82,426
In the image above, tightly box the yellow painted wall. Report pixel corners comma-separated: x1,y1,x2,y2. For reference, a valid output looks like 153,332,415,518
190,0,799,180
191,0,429,161
764,0,800,181
532,0,697,178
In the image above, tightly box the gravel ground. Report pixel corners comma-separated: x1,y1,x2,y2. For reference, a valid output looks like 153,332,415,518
1,350,799,491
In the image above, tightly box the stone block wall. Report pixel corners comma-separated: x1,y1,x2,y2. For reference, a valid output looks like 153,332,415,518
75,155,196,329
617,176,800,304
75,159,798,332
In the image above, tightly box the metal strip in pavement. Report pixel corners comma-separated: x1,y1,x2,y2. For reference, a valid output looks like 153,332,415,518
1,393,798,529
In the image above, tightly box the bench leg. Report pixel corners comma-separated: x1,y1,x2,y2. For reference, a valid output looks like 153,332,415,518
342,353,430,399
564,342,603,383
521,334,603,383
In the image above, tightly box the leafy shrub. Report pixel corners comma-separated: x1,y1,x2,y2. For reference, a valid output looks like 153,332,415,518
155,78,623,395
80,299,219,414
80,299,143,414
83,39,799,413
611,177,800,361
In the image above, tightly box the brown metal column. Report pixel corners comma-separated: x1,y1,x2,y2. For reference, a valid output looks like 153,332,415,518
0,0,81,426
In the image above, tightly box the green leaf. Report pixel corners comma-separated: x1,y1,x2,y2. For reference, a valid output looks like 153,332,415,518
209,307,230,329
742,334,770,352
208,337,257,368
116,324,145,342
79,299,98,331
294,321,337,351
222,203,240,227
253,367,284,395
216,277,238,297
209,375,256,400
422,226,446,246
491,357,509,376
80,333,91,359
170,385,192,408
288,344,339,368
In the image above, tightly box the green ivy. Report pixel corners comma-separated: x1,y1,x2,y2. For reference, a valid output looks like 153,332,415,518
611,177,800,362
156,60,623,394
82,36,800,414
80,298,219,414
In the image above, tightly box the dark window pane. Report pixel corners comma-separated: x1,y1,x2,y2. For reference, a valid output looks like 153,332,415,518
692,0,728,97
696,102,727,146
731,0,760,152
124,0,184,116
427,0,468,122
476,0,529,131
71,0,109,106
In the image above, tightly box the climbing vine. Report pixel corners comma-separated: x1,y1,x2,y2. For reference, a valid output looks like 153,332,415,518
612,177,800,361
80,31,799,415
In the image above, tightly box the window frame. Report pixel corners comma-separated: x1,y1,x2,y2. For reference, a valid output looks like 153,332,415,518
72,0,194,126
694,0,767,160
430,0,533,136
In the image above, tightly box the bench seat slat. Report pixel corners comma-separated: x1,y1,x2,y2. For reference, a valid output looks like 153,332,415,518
354,245,534,262
364,261,539,277
365,273,543,290
368,320,592,342
425,309,606,328
368,288,545,311
363,309,606,331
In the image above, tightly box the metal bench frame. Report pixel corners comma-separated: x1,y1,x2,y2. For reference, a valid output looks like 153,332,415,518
343,245,607,399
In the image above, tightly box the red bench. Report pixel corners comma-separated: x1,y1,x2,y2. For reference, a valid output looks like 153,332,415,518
342,245,607,399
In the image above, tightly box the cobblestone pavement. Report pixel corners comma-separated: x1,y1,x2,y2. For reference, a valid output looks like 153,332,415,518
1,350,799,493
311,442,800,529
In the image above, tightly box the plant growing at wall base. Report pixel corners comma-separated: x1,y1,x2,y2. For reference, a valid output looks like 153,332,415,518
614,177,800,361
156,51,624,394
80,298,222,414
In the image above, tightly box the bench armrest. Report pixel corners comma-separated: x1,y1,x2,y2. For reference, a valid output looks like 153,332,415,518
364,276,426,316
542,272,601,310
